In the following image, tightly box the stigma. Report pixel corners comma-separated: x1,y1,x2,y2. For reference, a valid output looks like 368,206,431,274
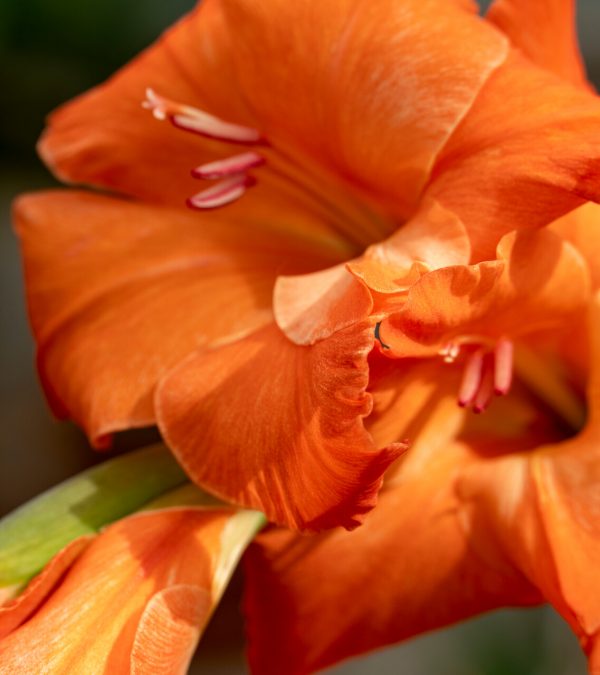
143,88,266,209
442,337,514,413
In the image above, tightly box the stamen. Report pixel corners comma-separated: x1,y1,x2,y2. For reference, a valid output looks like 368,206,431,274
144,88,268,211
192,152,265,180
472,356,495,414
143,88,264,145
187,175,256,210
440,342,460,364
494,337,514,396
457,349,485,408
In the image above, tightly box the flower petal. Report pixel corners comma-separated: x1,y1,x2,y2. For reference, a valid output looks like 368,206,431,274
156,321,405,531
129,585,211,675
37,2,255,209
0,536,91,640
427,52,600,259
381,228,590,357
551,202,600,291
14,190,344,446
39,0,508,229
0,509,240,672
275,200,471,346
456,296,600,665
244,439,541,675
365,353,465,451
487,0,588,86
273,264,373,346
220,0,507,219
351,200,472,293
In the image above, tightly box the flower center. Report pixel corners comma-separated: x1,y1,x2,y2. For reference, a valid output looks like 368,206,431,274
143,88,266,209
440,337,514,413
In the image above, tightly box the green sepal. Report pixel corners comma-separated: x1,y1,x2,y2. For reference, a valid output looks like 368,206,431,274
0,444,187,587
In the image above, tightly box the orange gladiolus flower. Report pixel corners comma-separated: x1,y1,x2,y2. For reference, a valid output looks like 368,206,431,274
0,507,257,673
10,0,600,671
14,0,600,536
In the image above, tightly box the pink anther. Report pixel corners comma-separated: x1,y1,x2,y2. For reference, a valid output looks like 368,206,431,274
186,174,256,210
493,338,514,396
192,152,265,180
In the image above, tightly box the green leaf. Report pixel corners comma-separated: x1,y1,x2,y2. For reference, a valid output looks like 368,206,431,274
0,444,187,586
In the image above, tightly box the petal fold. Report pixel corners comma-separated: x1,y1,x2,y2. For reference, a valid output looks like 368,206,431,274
381,228,590,357
275,200,471,346
14,190,343,445
156,321,405,530
0,536,92,640
130,585,211,674
428,52,600,259
244,439,540,675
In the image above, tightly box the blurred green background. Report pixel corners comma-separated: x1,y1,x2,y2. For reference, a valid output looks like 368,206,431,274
1,1,599,673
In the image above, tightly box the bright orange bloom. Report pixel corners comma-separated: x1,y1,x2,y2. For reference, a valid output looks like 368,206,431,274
0,507,253,673
11,0,600,671
15,0,600,535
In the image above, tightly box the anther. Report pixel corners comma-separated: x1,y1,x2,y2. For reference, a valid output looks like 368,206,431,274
192,152,265,180
144,88,267,211
440,342,460,364
493,338,514,396
457,349,485,408
453,338,515,412
187,175,257,210
143,88,264,145
472,356,495,413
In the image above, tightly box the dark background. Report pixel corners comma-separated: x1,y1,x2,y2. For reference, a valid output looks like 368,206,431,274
1,1,599,672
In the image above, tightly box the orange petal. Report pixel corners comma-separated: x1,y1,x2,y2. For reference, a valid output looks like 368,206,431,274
365,350,466,450
0,509,236,673
381,228,590,357
156,321,405,531
14,190,344,446
428,51,600,260
457,436,600,660
350,199,471,294
244,439,541,675
39,0,507,228
487,0,588,86
221,0,507,220
129,585,211,674
549,203,600,379
551,202,600,291
348,199,472,317
37,2,255,210
274,264,373,346
275,200,471,346
456,296,600,659
0,536,92,640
